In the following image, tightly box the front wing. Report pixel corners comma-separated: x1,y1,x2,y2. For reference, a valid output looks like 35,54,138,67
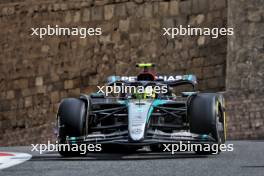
66,130,217,146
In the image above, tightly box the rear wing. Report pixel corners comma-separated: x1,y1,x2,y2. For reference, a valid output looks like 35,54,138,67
107,74,197,85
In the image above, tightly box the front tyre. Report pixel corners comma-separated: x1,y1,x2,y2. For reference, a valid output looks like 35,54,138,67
188,93,226,155
57,98,87,157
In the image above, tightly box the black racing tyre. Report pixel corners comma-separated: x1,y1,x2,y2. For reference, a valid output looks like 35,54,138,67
188,93,226,155
217,94,227,143
57,98,87,157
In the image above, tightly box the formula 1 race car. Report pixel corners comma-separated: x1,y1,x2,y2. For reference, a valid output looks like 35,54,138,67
56,63,227,156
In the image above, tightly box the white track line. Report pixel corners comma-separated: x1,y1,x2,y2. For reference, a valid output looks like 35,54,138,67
0,152,32,170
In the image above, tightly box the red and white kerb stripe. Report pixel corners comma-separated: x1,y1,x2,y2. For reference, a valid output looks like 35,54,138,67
0,152,32,170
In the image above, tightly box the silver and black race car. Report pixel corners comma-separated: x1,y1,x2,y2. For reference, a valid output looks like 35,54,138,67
56,63,226,156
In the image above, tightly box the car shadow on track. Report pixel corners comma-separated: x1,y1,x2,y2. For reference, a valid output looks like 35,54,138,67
31,151,210,161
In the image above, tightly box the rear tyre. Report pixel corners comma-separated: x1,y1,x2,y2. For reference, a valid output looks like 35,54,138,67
188,93,226,155
57,98,87,157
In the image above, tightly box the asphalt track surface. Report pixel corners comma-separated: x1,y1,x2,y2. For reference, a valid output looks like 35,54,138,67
0,141,264,176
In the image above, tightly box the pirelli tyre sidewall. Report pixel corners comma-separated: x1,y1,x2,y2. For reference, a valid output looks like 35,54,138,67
57,98,87,157
188,93,226,145
217,94,227,142
58,98,86,137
